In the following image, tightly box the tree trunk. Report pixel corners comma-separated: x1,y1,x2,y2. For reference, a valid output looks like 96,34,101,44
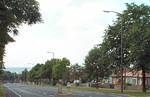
124,67,126,90
96,68,99,89
0,45,5,69
96,76,99,89
142,65,146,92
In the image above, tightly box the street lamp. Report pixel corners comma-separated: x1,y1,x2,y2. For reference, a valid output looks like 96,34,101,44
103,10,124,93
47,52,54,59
47,51,63,94
47,51,55,85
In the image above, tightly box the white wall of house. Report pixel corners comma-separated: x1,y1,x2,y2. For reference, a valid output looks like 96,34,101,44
126,77,142,86
132,78,137,85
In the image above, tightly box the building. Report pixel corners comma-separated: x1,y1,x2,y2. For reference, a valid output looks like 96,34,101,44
111,70,150,86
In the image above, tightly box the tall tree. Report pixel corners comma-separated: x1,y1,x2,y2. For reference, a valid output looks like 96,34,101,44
28,58,71,85
85,47,111,83
69,63,82,80
0,0,41,68
40,60,53,82
103,3,150,92
69,63,87,83
123,3,150,92
53,58,70,81
21,68,28,82
28,64,43,83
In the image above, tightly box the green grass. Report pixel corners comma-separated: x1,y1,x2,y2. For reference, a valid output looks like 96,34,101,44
27,83,150,96
71,87,150,96
0,84,5,96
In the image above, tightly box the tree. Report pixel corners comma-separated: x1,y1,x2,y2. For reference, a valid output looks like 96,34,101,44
28,64,43,84
21,68,28,82
69,63,82,80
122,3,150,92
40,60,53,82
0,71,19,82
28,58,70,85
0,0,42,68
103,3,150,92
85,47,111,83
69,63,87,83
53,58,70,81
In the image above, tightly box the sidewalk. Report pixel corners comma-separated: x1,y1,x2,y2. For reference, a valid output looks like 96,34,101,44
5,87,19,97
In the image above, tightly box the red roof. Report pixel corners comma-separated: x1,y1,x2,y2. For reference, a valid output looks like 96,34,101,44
123,71,150,77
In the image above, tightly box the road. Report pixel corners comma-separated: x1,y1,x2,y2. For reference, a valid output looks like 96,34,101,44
4,83,131,97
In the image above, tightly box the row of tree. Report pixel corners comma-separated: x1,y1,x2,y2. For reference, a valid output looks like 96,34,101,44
19,58,87,85
0,71,18,82
28,58,70,84
0,1,149,93
84,3,150,92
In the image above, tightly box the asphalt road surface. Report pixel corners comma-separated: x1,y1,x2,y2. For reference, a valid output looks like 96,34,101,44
4,83,131,97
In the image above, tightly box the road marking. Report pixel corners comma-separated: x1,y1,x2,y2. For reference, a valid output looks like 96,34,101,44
14,88,41,97
5,86,22,97
49,95,55,97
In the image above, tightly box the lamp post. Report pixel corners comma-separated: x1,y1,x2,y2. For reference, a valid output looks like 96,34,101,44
103,10,124,93
47,52,54,59
47,51,54,85
47,51,63,94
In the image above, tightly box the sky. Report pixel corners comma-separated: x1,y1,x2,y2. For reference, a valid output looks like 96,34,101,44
4,0,149,68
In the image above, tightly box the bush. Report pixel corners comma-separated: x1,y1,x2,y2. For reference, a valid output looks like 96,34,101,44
126,83,132,86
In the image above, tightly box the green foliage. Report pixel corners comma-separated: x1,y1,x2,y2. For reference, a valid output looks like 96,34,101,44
122,3,150,92
53,58,70,80
1,0,42,34
0,0,42,68
69,63,87,82
84,3,150,92
40,60,53,80
102,3,150,73
85,47,111,80
28,58,70,83
1,71,18,82
101,3,150,92
28,64,43,81
21,68,28,82
122,3,150,70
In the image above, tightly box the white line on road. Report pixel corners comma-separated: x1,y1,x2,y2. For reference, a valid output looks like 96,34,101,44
49,95,55,97
5,86,22,97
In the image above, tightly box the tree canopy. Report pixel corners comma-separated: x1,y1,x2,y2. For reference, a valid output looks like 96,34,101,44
105,3,150,92
85,47,111,81
0,0,42,67
28,58,70,85
84,3,150,92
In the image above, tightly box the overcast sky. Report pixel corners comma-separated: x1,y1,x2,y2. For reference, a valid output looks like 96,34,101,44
4,0,149,68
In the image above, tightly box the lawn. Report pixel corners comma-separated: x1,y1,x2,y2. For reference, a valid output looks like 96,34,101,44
71,87,150,96
0,84,5,96
28,83,150,96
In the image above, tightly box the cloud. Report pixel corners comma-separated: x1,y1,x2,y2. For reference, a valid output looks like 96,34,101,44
5,0,147,67
4,0,113,67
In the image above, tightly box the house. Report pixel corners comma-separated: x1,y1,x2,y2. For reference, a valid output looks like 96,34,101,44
111,70,150,86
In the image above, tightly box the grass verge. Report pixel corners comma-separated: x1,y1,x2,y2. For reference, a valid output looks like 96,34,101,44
24,83,150,96
0,84,5,96
71,87,150,96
